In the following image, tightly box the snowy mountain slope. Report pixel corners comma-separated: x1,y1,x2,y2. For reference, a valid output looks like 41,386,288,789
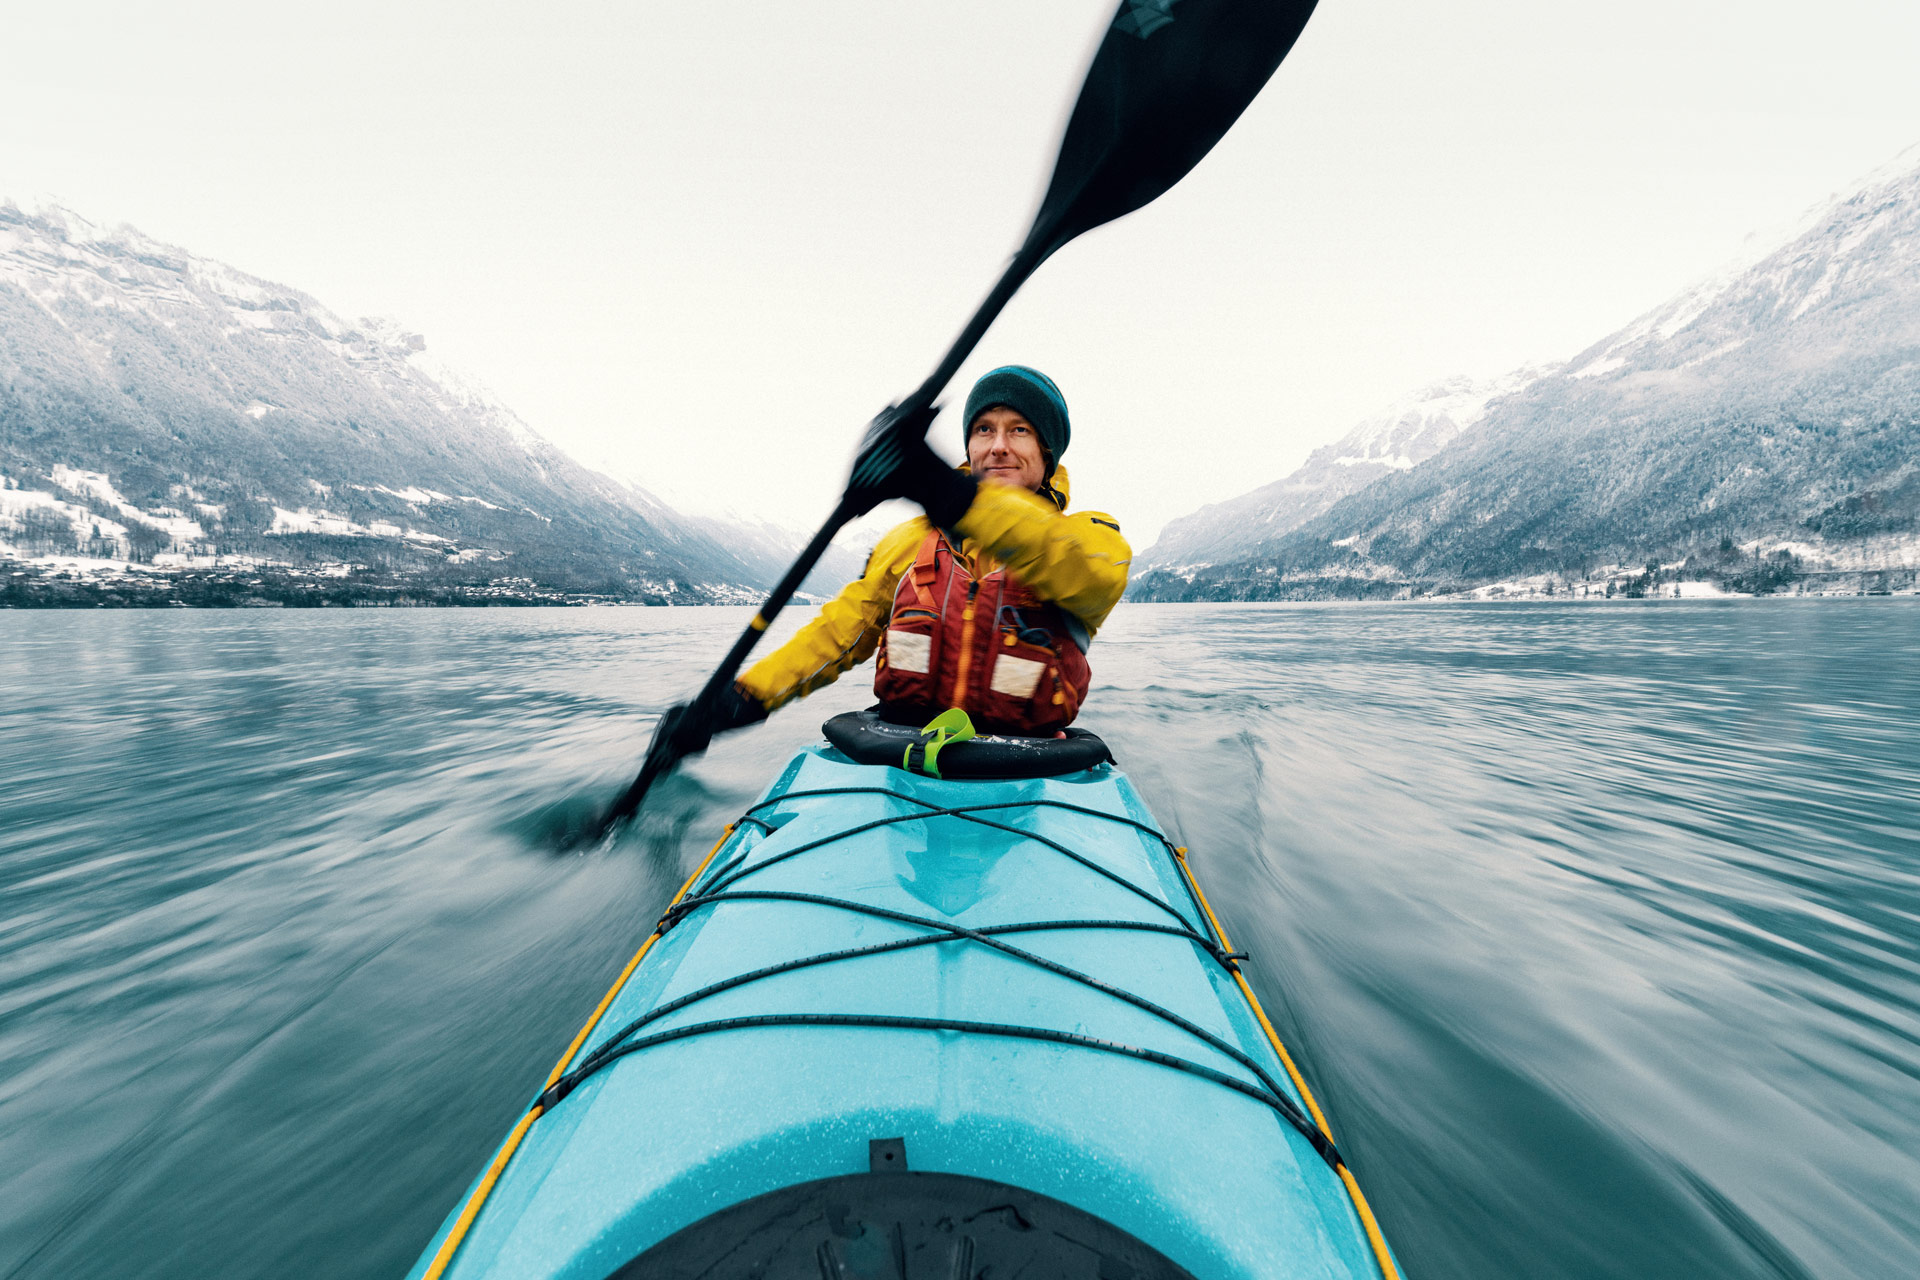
1132,142,1920,600
0,201,765,600
1139,367,1547,574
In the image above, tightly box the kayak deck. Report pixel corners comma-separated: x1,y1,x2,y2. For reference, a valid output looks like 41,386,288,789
412,744,1396,1279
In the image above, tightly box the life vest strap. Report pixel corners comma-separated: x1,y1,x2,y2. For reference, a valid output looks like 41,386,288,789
907,530,942,610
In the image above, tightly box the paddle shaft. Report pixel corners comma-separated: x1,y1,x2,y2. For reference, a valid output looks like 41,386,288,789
734,245,1042,654
596,523,841,828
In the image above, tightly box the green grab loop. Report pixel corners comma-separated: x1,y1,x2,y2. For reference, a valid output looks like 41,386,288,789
902,708,976,778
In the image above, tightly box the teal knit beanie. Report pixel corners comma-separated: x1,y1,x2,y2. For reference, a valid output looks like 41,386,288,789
962,366,1070,479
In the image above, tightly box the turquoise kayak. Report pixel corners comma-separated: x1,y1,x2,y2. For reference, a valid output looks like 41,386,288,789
410,714,1399,1279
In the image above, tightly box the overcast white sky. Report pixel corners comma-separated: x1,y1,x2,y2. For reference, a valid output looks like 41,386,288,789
5,1,1919,546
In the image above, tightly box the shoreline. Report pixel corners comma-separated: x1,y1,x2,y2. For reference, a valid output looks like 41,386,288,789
5,583,1915,610
6,554,1915,611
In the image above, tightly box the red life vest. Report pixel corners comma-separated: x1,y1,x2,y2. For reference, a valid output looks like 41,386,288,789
873,529,1092,736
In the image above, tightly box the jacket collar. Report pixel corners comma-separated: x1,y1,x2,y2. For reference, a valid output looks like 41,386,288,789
955,463,1071,511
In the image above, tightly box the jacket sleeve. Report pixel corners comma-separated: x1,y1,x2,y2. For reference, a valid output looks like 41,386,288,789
736,519,927,712
955,483,1132,634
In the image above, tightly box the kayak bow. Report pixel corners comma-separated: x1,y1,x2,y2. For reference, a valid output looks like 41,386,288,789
413,730,1399,1279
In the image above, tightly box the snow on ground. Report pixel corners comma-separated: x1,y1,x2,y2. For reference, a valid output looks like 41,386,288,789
265,505,456,547
1449,574,1619,601
268,507,372,537
1761,532,1920,571
353,483,505,511
369,484,448,505
49,464,125,509
1440,567,1740,600
1571,354,1628,380
149,552,290,571
48,464,205,543
1672,580,1735,598
1,485,80,519
0,481,132,553
0,545,160,576
1675,338,1749,370
226,308,282,331
3,542,350,578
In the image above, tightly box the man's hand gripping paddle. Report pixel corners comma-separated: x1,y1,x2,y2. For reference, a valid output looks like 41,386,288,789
599,0,1320,837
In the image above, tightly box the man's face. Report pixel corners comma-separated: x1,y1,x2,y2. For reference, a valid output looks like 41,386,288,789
967,407,1046,491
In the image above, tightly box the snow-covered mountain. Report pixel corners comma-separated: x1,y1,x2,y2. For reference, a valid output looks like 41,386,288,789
1132,142,1920,600
1139,367,1547,574
0,201,767,601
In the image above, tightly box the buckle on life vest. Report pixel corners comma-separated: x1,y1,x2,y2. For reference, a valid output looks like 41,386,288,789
901,708,976,778
996,604,1053,648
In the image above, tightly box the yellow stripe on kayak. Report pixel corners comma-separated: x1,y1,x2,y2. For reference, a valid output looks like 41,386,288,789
1170,845,1402,1280
420,1104,543,1280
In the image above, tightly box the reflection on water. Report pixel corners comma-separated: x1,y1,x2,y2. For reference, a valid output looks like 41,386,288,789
1,602,1915,1278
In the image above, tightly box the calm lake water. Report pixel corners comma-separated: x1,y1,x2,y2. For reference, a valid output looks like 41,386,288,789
1,601,1915,1279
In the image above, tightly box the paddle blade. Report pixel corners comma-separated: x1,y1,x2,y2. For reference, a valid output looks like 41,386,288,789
1025,0,1319,263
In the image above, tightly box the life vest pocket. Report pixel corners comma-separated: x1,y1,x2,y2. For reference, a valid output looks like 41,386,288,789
884,629,933,675
978,624,1077,732
987,653,1046,699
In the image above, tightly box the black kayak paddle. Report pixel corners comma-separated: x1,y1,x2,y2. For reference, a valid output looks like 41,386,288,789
600,0,1320,835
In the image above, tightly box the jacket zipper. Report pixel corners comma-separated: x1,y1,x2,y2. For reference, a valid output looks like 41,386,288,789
949,564,981,709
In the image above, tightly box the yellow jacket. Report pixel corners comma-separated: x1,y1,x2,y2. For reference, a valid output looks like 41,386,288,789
739,466,1130,712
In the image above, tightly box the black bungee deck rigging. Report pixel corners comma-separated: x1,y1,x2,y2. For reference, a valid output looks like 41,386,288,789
540,785,1337,1165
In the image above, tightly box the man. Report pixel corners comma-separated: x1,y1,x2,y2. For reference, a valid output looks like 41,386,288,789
685,365,1129,746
